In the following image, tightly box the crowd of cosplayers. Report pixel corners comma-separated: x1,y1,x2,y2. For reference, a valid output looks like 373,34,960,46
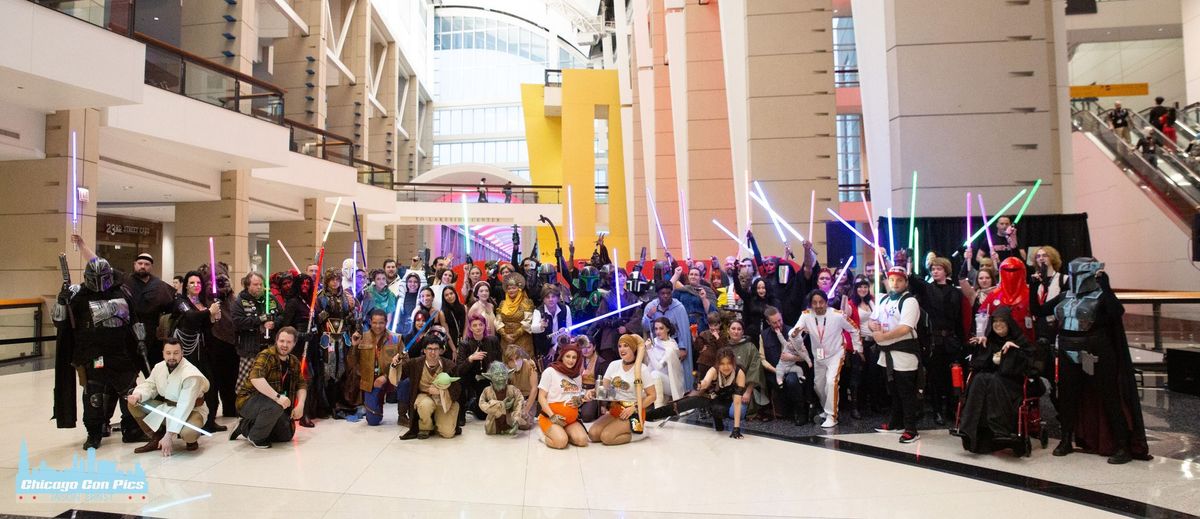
50,214,1150,463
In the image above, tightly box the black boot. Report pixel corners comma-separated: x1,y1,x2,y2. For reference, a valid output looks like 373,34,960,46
82,425,102,451
1053,433,1075,457
712,412,725,432
1107,448,1132,465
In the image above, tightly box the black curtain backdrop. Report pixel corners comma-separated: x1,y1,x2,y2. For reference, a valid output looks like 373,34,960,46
826,213,1092,276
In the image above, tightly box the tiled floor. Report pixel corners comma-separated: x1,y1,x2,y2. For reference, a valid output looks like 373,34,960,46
0,367,1195,519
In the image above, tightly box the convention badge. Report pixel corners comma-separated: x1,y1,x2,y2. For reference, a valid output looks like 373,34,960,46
93,356,104,369
1081,351,1098,376
1025,316,1034,329
815,348,827,361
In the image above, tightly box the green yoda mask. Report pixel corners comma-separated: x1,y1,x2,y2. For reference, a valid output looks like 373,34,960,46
477,361,514,392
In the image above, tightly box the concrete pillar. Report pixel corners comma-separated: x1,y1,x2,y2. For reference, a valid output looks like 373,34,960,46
683,1,737,259
267,198,333,274
745,0,837,253
326,0,370,161
367,224,398,271
0,109,100,307
273,0,331,126
874,0,1061,217
174,170,251,283
181,0,258,74
369,41,399,169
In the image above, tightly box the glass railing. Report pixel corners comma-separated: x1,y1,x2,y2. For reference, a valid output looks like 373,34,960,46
0,298,48,364
386,183,613,205
134,33,285,125
29,1,286,126
285,118,354,166
1073,104,1200,223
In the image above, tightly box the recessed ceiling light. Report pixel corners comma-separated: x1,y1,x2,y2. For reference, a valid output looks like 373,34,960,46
1158,28,1164,31
122,185,134,190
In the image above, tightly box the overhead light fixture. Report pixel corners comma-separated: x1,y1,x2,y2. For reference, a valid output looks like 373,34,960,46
122,185,134,190
153,16,160,21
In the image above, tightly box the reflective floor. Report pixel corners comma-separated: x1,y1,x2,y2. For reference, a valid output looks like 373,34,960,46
0,367,1196,519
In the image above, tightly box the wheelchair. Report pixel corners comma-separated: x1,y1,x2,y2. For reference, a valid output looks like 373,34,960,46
950,339,1050,457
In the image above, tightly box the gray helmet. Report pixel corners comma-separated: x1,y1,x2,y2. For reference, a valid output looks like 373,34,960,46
1067,257,1104,295
537,262,557,285
83,258,115,292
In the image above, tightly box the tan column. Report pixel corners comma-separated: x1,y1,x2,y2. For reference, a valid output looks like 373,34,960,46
274,0,331,126
0,109,100,307
368,41,399,169
745,1,837,252
181,0,258,74
267,198,332,274
684,2,737,260
175,170,251,283
326,0,370,161
367,224,398,272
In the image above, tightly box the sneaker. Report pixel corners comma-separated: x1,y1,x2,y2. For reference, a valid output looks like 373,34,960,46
820,417,838,428
818,412,828,419
874,423,902,433
899,431,920,444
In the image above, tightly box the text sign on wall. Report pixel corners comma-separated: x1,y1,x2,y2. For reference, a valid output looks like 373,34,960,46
1069,83,1149,98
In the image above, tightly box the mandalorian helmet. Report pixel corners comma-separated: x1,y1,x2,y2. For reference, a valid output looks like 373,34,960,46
1067,257,1104,295
574,266,600,292
83,258,115,292
538,262,558,285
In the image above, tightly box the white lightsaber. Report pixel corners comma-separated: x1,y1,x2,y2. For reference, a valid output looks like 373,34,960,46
749,191,806,242
827,256,854,298
322,197,343,245
276,240,301,273
645,186,669,253
564,302,643,333
140,403,213,437
826,208,877,249
567,185,575,243
711,219,752,252
754,181,787,244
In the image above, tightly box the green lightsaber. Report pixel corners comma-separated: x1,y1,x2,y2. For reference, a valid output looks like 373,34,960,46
962,188,1027,247
1012,179,1043,224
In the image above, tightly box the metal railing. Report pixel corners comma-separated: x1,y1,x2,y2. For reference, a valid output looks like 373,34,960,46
137,32,285,125
0,298,48,364
29,0,287,126
389,183,608,204
286,118,354,165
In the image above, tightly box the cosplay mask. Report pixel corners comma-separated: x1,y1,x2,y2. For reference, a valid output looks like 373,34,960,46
574,266,600,292
1067,257,1104,296
83,258,115,292
476,361,515,392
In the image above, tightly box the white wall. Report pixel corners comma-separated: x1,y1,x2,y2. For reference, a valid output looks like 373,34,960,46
0,100,45,160
1184,0,1200,104
1070,38,1186,110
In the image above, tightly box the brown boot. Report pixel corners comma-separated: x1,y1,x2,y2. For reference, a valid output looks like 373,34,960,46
133,430,164,454
185,442,199,451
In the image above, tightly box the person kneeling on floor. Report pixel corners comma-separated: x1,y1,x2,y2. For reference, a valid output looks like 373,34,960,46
229,326,308,448
394,332,466,440
127,339,210,456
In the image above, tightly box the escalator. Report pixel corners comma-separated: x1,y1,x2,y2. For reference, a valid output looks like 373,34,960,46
1135,104,1198,150
1072,102,1200,226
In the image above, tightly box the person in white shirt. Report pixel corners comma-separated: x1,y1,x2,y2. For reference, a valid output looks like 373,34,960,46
646,317,686,405
869,267,923,444
790,290,861,428
126,339,210,456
